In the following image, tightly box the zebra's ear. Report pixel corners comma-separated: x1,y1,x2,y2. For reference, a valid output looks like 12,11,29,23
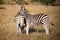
21,5,25,10
24,8,29,13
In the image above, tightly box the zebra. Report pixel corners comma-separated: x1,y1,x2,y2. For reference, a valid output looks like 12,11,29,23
15,5,54,35
14,9,26,34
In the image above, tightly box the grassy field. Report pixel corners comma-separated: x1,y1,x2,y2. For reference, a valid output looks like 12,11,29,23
0,5,60,40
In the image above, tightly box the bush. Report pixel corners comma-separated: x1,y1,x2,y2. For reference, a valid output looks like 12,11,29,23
14,0,28,5
31,0,56,6
0,0,3,4
31,0,40,3
40,0,56,6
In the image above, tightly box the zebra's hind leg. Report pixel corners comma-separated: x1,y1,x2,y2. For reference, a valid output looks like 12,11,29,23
42,22,49,35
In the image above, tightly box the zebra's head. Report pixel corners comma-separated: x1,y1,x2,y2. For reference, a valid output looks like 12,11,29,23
19,5,26,15
19,5,29,17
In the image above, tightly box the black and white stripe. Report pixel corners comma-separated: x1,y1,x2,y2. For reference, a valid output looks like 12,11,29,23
15,5,54,35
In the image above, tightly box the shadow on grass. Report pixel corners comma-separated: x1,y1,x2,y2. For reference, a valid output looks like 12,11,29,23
29,28,36,33
38,30,45,33
29,28,53,34
38,29,52,33
29,28,46,33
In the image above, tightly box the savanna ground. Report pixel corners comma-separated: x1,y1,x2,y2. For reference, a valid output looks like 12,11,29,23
0,5,60,40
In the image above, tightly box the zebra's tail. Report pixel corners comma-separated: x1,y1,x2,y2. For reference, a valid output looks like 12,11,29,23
50,22,56,29
50,22,55,26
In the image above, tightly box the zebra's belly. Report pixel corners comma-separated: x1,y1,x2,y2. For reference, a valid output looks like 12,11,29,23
30,21,41,26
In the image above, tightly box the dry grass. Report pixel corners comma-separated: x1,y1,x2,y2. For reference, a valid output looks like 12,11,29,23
0,5,60,40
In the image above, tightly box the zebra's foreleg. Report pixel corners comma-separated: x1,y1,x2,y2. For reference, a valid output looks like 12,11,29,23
19,27,22,34
26,21,29,35
43,22,49,35
16,22,22,34
18,23,23,34
16,22,20,34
